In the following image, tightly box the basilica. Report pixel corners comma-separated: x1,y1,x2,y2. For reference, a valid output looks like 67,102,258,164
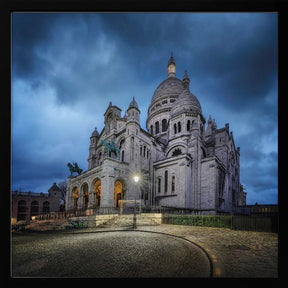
66,54,246,214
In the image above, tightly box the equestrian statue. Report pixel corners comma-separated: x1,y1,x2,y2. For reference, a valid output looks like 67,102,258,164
67,161,83,176
100,138,120,160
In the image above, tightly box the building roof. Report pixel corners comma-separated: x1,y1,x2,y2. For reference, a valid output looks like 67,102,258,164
151,76,183,103
128,96,139,110
48,182,61,192
91,127,99,138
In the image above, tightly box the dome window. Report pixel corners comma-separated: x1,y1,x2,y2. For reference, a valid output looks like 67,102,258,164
155,121,160,134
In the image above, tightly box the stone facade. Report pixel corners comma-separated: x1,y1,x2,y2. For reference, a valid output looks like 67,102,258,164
12,183,63,224
66,54,246,214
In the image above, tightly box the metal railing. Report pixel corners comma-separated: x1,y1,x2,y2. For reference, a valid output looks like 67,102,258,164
162,214,278,233
32,206,120,221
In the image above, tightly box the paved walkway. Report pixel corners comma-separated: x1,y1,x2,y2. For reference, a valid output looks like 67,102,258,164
135,224,278,278
12,230,211,278
12,224,278,278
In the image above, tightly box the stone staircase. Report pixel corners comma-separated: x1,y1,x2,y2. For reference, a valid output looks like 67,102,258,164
24,219,68,231
99,213,162,228
17,213,162,232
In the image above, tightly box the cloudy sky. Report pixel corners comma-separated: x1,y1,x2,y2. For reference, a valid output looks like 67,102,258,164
11,12,278,204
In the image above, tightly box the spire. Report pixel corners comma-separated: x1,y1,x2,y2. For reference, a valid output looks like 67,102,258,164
127,96,140,123
168,52,176,77
182,70,190,90
91,127,99,138
128,96,139,110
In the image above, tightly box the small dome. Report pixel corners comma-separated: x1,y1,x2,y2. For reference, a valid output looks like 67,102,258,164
91,127,99,138
170,90,202,117
170,72,201,117
128,96,139,110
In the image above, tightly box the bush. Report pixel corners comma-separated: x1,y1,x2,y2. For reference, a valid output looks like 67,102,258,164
163,214,231,228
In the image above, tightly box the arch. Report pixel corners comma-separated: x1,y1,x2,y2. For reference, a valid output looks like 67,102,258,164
157,177,161,194
92,178,101,208
172,148,182,157
164,170,168,193
171,175,176,194
17,200,27,221
72,187,79,210
162,119,167,132
119,138,125,149
178,121,181,133
166,144,187,158
187,120,191,131
114,179,125,208
81,182,89,210
155,121,159,134
31,201,39,217
43,201,50,214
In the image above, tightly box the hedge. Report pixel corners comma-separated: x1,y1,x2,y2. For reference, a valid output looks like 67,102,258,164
163,214,231,228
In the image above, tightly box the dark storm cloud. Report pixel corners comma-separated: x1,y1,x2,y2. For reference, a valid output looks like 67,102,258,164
12,12,277,108
12,13,55,80
189,13,277,109
96,13,277,111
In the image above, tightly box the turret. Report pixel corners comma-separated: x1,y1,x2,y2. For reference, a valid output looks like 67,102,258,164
88,127,99,169
126,96,140,123
90,127,99,146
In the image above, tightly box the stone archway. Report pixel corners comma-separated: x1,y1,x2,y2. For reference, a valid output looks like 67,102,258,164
43,201,50,214
17,200,27,221
81,183,89,210
31,201,39,217
72,187,79,210
114,180,124,208
93,179,101,208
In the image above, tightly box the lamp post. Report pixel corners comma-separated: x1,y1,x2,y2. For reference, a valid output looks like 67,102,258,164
133,175,139,229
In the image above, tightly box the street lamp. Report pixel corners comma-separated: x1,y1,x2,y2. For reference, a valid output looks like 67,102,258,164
133,174,139,229
133,175,139,183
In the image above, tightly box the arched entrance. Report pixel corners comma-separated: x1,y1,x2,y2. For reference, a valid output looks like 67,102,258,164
43,201,50,214
31,201,39,217
93,179,101,208
17,200,27,221
114,180,125,208
81,183,89,210
72,187,79,210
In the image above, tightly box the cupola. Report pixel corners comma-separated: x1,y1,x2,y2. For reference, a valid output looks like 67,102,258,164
127,96,140,123
168,52,176,77
170,70,202,118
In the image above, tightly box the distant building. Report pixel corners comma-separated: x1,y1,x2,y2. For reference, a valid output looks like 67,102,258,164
249,203,278,216
11,183,62,224
66,54,246,214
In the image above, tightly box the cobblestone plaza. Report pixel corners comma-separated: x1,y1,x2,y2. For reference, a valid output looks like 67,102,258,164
11,224,278,278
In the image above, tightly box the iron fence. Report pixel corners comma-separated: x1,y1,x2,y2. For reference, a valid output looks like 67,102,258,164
162,214,278,233
28,205,278,233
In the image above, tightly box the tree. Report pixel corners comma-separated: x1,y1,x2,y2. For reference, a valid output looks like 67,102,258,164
57,180,67,209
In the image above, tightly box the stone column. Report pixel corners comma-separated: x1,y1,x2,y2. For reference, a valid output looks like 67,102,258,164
100,159,115,208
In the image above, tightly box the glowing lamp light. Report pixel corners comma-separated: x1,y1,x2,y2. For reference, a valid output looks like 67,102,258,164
133,175,140,183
